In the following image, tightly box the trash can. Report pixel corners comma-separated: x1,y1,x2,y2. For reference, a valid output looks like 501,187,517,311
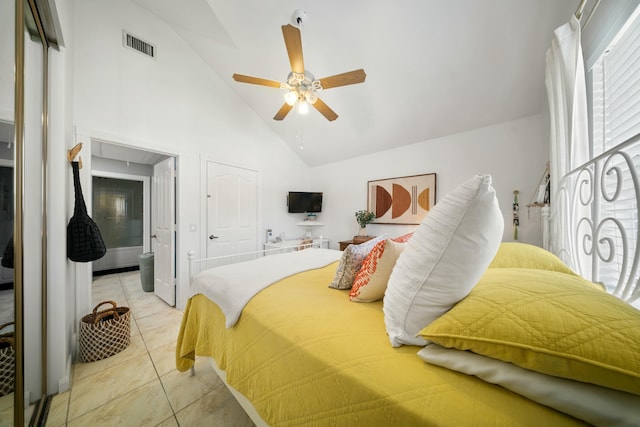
139,252,154,292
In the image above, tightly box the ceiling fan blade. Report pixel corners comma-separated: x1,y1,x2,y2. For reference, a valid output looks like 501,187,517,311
319,69,366,89
313,98,338,121
232,74,282,88
282,24,304,74
273,103,294,121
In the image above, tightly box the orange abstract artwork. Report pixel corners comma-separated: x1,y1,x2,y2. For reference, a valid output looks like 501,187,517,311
368,174,436,224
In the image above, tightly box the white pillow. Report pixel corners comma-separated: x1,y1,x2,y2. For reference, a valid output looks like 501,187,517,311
418,344,640,427
383,175,503,347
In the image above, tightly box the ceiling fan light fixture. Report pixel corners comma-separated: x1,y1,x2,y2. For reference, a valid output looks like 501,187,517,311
284,90,298,106
232,20,365,122
298,100,309,114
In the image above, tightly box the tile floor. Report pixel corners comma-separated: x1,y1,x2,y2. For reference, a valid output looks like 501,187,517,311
46,270,254,427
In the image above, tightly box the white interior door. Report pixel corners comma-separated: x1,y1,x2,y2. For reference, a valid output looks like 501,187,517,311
207,162,257,259
152,157,175,306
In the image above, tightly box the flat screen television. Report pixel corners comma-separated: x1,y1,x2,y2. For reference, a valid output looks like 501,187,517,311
288,191,323,213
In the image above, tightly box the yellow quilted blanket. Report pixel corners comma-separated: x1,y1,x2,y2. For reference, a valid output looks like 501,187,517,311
176,262,585,426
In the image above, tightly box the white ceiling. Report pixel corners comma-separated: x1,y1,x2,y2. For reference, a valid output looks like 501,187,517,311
131,0,581,167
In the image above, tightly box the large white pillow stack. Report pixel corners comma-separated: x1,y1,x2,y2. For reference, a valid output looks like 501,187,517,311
383,175,503,347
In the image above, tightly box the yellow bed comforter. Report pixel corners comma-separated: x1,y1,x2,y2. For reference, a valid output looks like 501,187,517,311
176,262,584,426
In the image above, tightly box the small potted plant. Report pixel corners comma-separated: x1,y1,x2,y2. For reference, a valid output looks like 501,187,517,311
355,210,375,237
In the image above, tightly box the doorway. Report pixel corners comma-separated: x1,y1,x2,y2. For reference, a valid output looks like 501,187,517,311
90,139,177,306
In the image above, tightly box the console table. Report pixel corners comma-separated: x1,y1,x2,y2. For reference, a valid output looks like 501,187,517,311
338,236,375,251
264,238,329,254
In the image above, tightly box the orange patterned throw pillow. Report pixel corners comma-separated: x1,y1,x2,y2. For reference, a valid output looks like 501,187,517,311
350,239,407,302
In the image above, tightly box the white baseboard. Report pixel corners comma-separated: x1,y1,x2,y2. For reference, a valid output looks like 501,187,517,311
58,376,70,394
58,353,72,393
51,337,75,394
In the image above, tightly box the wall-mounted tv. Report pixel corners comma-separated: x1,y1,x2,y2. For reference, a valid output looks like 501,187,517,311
288,191,323,213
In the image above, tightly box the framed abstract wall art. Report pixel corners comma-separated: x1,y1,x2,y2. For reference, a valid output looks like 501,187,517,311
367,173,436,225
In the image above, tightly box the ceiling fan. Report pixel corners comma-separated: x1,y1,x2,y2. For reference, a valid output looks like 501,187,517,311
232,18,366,122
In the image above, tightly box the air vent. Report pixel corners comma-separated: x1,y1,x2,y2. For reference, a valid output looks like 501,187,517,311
123,31,156,59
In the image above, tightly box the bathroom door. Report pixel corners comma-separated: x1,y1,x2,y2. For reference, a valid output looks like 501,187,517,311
152,157,175,306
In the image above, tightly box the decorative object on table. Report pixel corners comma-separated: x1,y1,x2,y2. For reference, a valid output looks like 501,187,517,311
297,237,314,251
0,322,15,396
526,163,552,250
67,143,107,262
367,173,436,225
513,190,520,240
78,301,131,363
527,163,551,212
355,210,375,236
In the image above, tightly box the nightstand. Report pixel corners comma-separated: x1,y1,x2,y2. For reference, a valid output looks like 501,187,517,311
339,236,375,251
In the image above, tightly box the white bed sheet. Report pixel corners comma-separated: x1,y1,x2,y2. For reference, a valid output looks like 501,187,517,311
190,248,342,327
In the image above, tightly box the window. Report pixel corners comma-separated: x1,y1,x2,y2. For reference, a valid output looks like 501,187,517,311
586,5,640,304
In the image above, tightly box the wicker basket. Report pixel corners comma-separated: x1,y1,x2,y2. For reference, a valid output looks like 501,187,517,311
78,301,131,363
0,322,14,396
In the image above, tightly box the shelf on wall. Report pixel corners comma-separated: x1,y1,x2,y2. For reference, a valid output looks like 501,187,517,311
296,221,325,227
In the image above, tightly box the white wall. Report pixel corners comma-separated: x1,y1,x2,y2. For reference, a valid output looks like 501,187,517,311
310,114,550,249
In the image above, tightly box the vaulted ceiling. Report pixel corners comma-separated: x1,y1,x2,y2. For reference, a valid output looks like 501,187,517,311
132,0,580,166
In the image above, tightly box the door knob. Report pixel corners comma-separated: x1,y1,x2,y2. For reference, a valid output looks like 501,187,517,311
151,234,157,238
209,235,219,240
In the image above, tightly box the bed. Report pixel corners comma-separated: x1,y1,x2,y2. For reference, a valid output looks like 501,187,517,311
176,176,640,426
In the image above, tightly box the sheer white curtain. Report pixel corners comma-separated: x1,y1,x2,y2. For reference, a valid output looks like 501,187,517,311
545,15,589,270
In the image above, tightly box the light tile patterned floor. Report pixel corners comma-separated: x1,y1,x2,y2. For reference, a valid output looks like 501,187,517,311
46,271,254,427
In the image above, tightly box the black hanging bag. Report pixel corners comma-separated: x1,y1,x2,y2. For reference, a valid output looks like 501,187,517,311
67,161,107,262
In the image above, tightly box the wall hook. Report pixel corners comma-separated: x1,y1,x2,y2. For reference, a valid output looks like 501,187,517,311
68,142,83,169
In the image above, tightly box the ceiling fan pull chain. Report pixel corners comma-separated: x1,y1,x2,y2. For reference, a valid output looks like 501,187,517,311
298,112,304,151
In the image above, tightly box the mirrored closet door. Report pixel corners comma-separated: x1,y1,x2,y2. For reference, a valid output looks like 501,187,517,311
0,0,17,424
2,0,60,424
